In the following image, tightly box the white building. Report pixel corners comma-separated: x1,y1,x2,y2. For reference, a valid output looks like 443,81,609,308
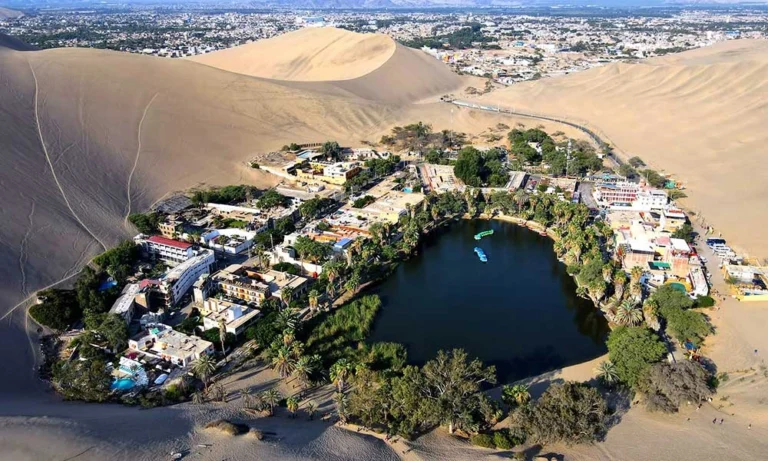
108,283,141,324
634,188,668,211
159,249,215,306
128,323,214,368
202,228,258,254
201,298,261,337
135,234,196,266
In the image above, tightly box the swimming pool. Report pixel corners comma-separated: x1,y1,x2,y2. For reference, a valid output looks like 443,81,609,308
111,378,135,391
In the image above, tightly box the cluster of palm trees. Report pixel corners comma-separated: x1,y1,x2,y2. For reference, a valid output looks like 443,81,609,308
269,328,321,392
240,386,282,416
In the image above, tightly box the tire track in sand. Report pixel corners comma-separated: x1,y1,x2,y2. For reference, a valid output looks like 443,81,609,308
27,58,107,251
18,201,35,297
124,92,160,223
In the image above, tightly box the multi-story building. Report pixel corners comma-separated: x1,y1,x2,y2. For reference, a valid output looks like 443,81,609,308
213,264,271,304
593,182,667,211
158,249,215,306
158,216,184,239
134,234,195,266
212,264,310,304
128,323,214,367
201,298,261,337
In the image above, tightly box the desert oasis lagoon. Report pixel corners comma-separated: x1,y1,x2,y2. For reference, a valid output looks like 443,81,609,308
369,219,609,382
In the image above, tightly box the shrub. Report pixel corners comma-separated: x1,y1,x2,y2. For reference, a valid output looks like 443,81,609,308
470,433,495,448
492,429,515,449
695,295,716,308
128,212,162,234
305,295,382,365
352,195,376,209
272,262,301,275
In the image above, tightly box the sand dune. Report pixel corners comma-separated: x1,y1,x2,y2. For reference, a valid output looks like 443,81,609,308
191,28,464,104
0,30,472,399
475,39,768,258
0,6,23,19
190,27,397,81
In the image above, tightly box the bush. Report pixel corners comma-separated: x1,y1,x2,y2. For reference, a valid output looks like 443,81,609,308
695,295,716,308
128,212,162,234
470,433,495,448
352,195,376,209
272,262,301,275
607,326,667,388
305,295,382,365
492,429,515,449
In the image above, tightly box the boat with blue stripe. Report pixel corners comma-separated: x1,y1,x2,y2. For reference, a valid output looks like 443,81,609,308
473,247,488,262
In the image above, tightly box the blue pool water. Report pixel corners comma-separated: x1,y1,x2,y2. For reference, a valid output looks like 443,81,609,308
98,279,118,292
111,378,135,391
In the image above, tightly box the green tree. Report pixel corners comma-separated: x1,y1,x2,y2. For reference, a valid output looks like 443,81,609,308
330,358,354,391
128,212,162,234
261,388,282,416
606,326,667,388
193,355,217,392
521,381,607,445
615,300,644,326
96,314,129,351
271,346,296,378
29,289,81,331
257,189,290,210
52,358,112,402
419,349,497,434
320,141,343,161
286,396,300,418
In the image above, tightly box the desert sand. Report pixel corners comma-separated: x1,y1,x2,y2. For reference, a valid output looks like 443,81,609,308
190,27,397,81
2,29,768,461
474,39,768,260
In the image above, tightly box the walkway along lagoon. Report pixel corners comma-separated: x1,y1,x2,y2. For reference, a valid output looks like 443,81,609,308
369,219,609,382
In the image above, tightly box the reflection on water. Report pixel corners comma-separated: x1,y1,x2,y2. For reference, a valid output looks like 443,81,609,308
369,219,609,382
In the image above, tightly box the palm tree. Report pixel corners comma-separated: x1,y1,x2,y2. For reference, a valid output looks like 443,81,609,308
630,266,644,285
334,391,349,424
595,360,619,386
308,289,320,310
213,384,226,403
613,269,628,301
643,299,661,331
282,328,296,347
192,391,206,405
271,346,296,378
281,286,294,309
286,396,299,418
306,401,317,420
502,384,531,407
615,300,643,326
241,386,254,409
192,354,216,393
330,359,353,391
217,319,228,361
292,356,315,390
261,388,281,416
344,272,361,294
276,309,298,331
